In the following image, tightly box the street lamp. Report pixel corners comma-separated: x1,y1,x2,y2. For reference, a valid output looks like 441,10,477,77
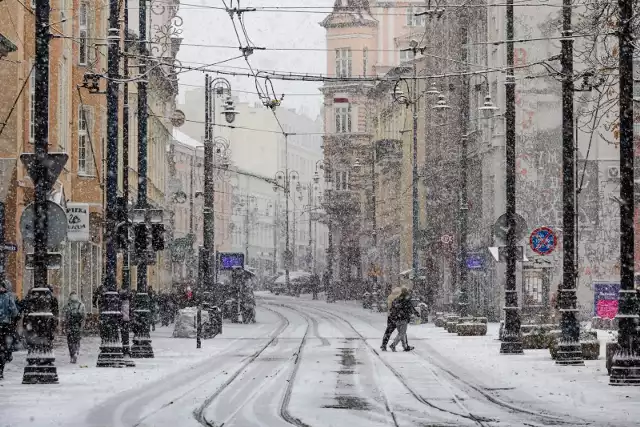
203,73,235,300
274,169,299,293
392,41,428,292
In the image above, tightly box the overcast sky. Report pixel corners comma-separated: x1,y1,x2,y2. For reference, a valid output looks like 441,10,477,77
176,0,334,121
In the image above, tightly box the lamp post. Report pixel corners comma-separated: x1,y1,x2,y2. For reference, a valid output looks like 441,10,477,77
500,0,524,355
392,45,443,290
203,74,236,296
312,161,323,274
353,146,377,291
274,169,299,293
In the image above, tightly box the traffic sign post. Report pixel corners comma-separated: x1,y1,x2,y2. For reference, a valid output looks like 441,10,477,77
529,227,558,256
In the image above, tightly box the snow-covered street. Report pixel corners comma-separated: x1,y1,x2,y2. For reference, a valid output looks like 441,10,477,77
2,293,639,427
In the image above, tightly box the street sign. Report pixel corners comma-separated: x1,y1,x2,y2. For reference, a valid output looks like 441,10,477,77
25,252,63,270
529,226,557,256
493,213,527,242
466,254,484,269
2,243,17,252
19,201,68,248
440,234,453,244
20,152,69,192
218,252,245,270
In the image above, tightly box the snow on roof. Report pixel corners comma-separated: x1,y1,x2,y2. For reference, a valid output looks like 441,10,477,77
172,129,202,148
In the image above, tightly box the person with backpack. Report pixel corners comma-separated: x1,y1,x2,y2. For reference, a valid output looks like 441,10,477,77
0,280,18,379
63,291,86,363
388,287,418,352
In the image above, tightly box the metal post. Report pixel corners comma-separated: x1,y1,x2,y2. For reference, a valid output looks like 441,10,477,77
203,75,215,293
22,0,59,384
458,15,469,319
411,55,419,289
273,202,278,274
196,306,202,349
292,195,297,271
244,194,250,264
610,0,640,385
556,0,583,366
308,185,313,271
131,0,153,358
371,141,377,291
120,0,133,362
500,0,524,355
96,0,124,367
327,219,333,301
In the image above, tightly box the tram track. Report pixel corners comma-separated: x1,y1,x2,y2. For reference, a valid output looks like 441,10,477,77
301,301,591,427
193,303,311,427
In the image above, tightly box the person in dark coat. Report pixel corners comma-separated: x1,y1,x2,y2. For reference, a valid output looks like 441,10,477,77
0,280,18,379
63,291,86,363
92,284,105,311
389,288,418,352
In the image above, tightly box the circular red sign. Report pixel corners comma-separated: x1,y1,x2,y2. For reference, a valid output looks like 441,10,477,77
529,226,557,256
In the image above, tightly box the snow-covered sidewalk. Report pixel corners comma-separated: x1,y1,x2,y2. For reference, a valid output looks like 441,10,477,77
0,313,280,427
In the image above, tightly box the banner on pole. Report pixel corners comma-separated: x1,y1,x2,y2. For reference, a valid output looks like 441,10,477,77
593,282,620,319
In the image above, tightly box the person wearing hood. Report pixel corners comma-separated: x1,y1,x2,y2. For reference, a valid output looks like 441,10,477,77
0,279,18,379
63,291,86,363
388,287,418,352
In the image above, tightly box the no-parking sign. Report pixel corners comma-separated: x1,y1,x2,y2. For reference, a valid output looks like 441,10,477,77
529,227,557,256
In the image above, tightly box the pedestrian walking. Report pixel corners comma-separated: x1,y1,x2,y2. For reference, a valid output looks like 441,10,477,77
380,287,401,351
0,280,18,379
62,291,86,363
389,287,418,352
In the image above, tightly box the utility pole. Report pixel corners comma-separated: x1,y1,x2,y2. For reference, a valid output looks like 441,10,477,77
97,0,125,368
272,201,278,274
119,0,134,364
308,185,313,271
556,0,583,366
22,0,61,384
131,0,154,359
458,11,470,319
204,74,214,292
610,0,640,385
500,0,524,355
244,194,250,264
411,46,419,291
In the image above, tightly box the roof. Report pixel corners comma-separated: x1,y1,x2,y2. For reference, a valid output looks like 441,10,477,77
172,129,202,148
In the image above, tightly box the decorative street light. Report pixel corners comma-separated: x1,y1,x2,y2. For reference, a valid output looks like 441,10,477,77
203,74,235,299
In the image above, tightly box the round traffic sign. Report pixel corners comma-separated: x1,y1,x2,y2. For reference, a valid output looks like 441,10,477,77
529,226,557,256
20,201,68,248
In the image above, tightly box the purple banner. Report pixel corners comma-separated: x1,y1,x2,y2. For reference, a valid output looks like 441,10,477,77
593,282,620,319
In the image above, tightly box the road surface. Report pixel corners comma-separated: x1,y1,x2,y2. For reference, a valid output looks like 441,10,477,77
82,293,603,427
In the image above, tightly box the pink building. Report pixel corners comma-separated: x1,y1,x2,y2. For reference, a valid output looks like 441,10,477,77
320,1,426,286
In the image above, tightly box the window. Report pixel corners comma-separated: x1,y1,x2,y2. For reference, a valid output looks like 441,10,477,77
335,48,352,78
334,170,350,191
78,106,95,175
363,47,368,77
335,105,352,133
28,61,35,143
58,56,69,151
406,6,425,27
400,49,415,63
79,3,89,65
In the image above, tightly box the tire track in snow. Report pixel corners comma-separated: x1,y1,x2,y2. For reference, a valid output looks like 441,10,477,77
302,304,491,427
278,302,401,427
194,303,311,427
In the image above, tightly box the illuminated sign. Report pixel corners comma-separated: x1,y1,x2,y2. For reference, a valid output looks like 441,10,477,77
218,252,244,270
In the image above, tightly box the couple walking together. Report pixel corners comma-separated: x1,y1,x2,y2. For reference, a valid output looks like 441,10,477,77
381,287,418,352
